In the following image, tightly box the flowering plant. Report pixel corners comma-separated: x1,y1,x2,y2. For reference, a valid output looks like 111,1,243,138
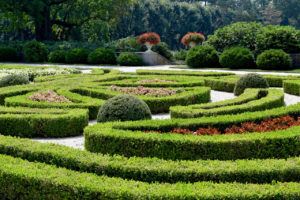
137,32,161,46
29,90,72,103
181,32,205,46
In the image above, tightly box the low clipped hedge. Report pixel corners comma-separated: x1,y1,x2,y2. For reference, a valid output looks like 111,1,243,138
170,89,284,118
85,103,300,160
0,106,88,137
4,88,104,119
284,80,300,95
0,135,298,184
136,69,234,76
204,77,237,92
1,154,299,199
72,86,211,113
117,53,144,66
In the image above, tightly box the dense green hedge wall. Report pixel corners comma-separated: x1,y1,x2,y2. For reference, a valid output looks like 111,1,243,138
85,102,300,161
284,80,300,95
1,154,299,199
0,135,298,184
170,89,284,118
0,106,88,137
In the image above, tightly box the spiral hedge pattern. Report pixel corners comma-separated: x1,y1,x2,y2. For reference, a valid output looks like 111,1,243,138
0,69,299,199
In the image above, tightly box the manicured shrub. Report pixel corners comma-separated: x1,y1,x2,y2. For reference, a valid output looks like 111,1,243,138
255,25,300,53
234,73,269,96
117,53,144,66
186,45,219,68
88,48,117,64
174,50,187,61
0,74,30,87
256,49,293,70
0,47,19,62
97,95,152,122
23,41,48,62
48,50,67,63
219,47,255,69
152,42,174,60
66,48,89,64
207,22,263,51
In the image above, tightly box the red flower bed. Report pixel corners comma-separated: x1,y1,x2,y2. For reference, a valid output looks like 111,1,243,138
181,32,205,46
138,32,161,46
29,90,72,103
145,116,300,136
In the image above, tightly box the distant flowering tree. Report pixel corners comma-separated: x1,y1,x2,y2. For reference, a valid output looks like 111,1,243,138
181,32,205,47
137,32,161,51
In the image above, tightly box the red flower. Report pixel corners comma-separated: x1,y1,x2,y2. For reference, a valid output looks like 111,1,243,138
181,32,205,46
137,32,161,46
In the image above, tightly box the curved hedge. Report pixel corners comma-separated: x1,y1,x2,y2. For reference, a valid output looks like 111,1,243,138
1,154,299,200
73,86,210,113
136,69,234,76
0,135,298,184
170,89,284,118
84,103,300,161
0,106,88,137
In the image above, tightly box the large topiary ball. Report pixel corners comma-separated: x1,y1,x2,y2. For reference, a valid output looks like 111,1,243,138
88,48,117,64
220,47,255,69
97,95,152,122
117,53,144,66
66,48,89,64
186,45,219,68
0,73,30,87
234,73,269,96
0,47,19,62
256,49,292,70
48,50,67,63
24,41,48,62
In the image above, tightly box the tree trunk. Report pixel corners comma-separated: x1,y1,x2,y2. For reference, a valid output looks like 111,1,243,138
35,7,52,41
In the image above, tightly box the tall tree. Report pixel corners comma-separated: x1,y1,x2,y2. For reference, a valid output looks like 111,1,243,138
0,0,135,41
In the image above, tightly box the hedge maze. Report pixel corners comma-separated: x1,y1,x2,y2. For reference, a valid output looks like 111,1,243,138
0,69,299,199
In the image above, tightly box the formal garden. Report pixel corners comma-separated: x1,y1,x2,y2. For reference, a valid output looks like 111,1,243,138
1,0,300,199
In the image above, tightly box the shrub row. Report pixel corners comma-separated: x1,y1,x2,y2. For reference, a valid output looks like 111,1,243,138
84,103,300,160
5,88,104,119
0,154,299,199
284,80,300,96
0,135,298,184
0,106,88,137
136,69,234,76
73,86,210,113
170,89,284,118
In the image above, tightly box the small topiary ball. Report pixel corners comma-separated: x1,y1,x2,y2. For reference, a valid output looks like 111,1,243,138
256,49,292,70
0,73,30,87
234,73,269,96
97,95,152,122
219,47,255,69
66,48,89,64
185,45,219,68
48,50,67,63
24,41,48,62
88,48,117,64
117,53,144,66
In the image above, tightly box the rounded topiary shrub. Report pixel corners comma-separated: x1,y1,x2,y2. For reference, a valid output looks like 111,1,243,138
0,73,30,87
24,41,48,62
97,95,152,122
48,50,67,63
219,47,255,69
234,73,269,96
88,48,117,65
0,47,19,62
256,49,292,70
66,48,89,64
117,53,144,66
185,45,219,68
